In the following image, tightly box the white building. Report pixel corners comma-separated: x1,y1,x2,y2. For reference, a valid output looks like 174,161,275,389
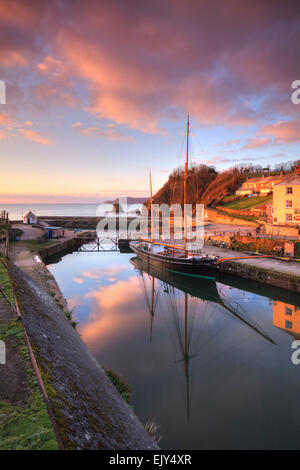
273,173,300,225
23,211,38,225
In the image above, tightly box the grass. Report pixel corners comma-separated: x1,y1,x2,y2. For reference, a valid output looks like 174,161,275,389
0,256,14,303
105,369,131,406
0,320,58,450
222,195,272,210
0,259,58,450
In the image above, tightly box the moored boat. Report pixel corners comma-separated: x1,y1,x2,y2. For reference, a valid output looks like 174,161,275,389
131,115,219,279
130,240,219,279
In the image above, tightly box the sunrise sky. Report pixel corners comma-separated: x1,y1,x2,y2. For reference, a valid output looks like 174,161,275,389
0,0,300,203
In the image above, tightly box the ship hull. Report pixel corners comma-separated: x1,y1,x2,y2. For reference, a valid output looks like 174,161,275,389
130,242,218,279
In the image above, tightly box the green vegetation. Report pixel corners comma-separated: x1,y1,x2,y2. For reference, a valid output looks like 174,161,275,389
0,256,14,303
0,320,58,450
222,195,272,210
0,259,58,450
105,369,131,405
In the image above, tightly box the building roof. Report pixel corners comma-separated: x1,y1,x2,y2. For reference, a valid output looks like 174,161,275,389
242,174,285,185
275,174,300,186
24,211,36,218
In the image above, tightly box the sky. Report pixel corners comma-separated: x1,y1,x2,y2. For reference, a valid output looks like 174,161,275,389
0,0,300,203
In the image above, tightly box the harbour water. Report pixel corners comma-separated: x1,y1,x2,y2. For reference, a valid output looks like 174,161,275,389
47,244,300,449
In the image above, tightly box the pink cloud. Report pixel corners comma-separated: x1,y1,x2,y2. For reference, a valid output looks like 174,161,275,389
243,137,272,149
0,50,27,67
0,0,300,138
261,120,300,144
18,128,52,145
78,125,134,141
0,113,12,125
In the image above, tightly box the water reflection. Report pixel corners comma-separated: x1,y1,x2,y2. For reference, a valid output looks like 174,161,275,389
273,301,300,339
47,249,300,449
131,256,277,421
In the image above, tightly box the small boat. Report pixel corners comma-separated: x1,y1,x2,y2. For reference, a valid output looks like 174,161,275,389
130,115,219,279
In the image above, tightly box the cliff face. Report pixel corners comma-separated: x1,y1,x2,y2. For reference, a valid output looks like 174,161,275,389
9,261,158,450
148,165,245,208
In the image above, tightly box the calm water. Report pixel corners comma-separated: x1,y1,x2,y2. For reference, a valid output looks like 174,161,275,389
48,245,300,449
1,203,143,220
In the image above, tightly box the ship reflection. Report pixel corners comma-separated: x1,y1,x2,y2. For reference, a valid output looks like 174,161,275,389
130,256,276,421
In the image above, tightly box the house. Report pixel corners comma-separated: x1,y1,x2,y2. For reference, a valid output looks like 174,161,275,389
23,211,37,225
45,226,64,239
273,172,300,226
236,173,286,196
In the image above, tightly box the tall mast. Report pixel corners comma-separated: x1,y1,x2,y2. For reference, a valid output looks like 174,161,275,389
184,293,190,420
184,115,189,254
149,171,154,241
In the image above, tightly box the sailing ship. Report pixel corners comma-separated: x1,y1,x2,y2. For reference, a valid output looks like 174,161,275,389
130,116,219,279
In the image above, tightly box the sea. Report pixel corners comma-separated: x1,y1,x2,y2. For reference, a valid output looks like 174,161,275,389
1,203,144,220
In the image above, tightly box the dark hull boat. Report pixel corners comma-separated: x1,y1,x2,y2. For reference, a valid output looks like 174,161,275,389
130,241,219,280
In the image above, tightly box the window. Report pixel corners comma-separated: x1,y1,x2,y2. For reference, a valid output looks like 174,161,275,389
286,214,293,221
285,320,293,329
273,217,277,223
295,208,300,214
286,200,293,208
285,306,293,315
286,187,293,194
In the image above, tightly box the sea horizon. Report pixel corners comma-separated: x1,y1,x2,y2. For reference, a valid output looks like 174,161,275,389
1,202,144,220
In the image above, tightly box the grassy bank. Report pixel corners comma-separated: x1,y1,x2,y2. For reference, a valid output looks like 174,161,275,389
222,195,272,210
0,258,58,450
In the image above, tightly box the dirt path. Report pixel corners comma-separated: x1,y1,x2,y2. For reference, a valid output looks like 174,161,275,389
12,224,45,240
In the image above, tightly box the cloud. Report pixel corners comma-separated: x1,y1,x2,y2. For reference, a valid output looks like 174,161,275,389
71,121,82,128
261,120,300,144
203,156,234,165
18,128,52,145
0,113,12,125
243,137,272,150
78,125,134,141
1,0,300,137
0,50,27,67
